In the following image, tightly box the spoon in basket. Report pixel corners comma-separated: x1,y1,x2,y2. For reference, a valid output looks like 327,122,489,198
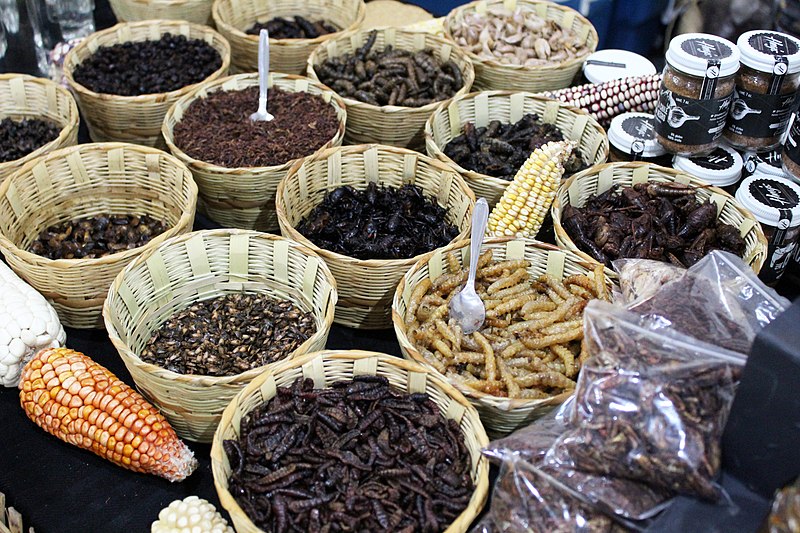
448,198,489,335
250,29,274,122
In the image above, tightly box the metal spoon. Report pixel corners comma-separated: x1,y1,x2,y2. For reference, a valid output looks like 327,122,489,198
250,29,274,122
448,198,490,334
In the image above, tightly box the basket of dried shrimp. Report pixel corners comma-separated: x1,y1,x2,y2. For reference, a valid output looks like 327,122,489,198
393,236,611,437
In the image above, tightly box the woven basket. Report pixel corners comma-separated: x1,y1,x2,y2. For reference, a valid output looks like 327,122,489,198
276,144,475,329
109,0,212,24
552,162,769,276
0,143,197,329
212,0,366,74
103,230,337,442
162,73,347,231
64,20,230,147
444,0,597,92
393,236,611,438
307,27,476,148
211,350,490,533
0,74,79,183
426,91,609,207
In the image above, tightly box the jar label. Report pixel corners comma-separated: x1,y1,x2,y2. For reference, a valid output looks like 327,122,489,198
744,149,783,176
691,147,735,170
726,86,796,138
654,88,731,146
681,38,735,60
747,32,799,57
784,119,800,166
621,116,656,139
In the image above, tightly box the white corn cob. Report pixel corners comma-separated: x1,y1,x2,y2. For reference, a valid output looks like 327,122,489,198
152,496,233,533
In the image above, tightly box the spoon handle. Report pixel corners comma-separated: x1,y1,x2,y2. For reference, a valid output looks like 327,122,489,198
257,29,270,114
467,198,489,287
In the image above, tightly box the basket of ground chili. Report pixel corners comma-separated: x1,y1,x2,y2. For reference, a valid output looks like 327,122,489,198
307,27,475,148
425,91,609,207
212,0,365,74
103,229,338,442
276,144,475,329
110,0,212,24
64,20,230,147
551,162,768,277
211,349,490,533
0,143,197,328
163,72,346,231
0,74,80,182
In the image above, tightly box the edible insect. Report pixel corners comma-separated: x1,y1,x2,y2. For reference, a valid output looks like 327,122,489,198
0,117,60,163
247,16,337,39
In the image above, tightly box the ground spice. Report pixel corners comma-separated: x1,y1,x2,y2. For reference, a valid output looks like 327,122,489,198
172,86,339,168
0,117,60,163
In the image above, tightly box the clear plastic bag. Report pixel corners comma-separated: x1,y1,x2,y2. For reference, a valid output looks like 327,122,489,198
613,259,685,304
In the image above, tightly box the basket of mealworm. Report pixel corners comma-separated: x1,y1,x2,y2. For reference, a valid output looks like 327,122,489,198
103,229,337,442
0,142,197,329
551,162,769,277
425,91,609,207
444,0,597,92
110,0,212,24
211,350,490,533
393,236,612,437
276,143,475,329
162,72,346,231
212,0,366,74
307,27,475,148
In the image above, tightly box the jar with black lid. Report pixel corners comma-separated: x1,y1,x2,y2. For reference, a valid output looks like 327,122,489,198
724,31,800,152
608,112,672,165
673,144,743,195
655,33,740,156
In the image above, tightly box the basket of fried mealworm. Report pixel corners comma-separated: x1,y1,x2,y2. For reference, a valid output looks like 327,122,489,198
393,236,611,437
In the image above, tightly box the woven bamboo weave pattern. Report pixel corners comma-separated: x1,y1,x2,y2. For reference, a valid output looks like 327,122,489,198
64,20,230,146
0,74,79,183
426,90,609,207
162,73,347,231
110,0,213,24
212,0,366,74
444,0,597,92
276,144,475,329
0,143,197,329
210,350,490,533
307,28,475,148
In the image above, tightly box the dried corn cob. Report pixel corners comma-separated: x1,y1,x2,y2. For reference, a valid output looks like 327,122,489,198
540,74,662,127
487,140,574,238
19,347,197,482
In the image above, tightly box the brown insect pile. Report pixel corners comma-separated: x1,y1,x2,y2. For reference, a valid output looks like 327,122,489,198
29,214,167,259
316,30,463,107
405,249,608,399
223,375,475,533
449,7,590,66
247,16,337,39
141,293,316,377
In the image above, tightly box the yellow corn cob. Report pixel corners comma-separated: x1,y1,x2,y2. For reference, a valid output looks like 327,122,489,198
487,140,575,238
19,347,197,482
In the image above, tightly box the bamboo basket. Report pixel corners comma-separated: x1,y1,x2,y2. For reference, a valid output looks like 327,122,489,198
444,0,597,92
103,230,337,442
393,237,611,437
212,0,366,74
551,162,769,276
0,74,79,183
211,350,490,533
64,20,230,147
307,27,475,148
0,143,197,328
276,144,475,329
425,91,609,207
162,73,347,231
109,0,213,24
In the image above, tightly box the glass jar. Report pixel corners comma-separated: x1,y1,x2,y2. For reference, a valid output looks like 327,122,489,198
743,148,788,179
608,112,672,165
673,144,743,195
724,31,800,152
782,119,800,181
654,33,740,156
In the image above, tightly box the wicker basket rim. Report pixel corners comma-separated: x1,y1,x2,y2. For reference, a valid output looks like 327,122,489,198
64,20,231,103
0,141,198,267
162,72,347,174
443,0,598,71
276,143,477,267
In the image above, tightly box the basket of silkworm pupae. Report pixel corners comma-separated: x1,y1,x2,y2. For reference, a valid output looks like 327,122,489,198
211,350,490,533
103,229,337,442
445,0,597,92
307,27,475,148
276,144,475,329
426,91,609,207
212,0,366,74
393,237,611,437
0,73,80,182
162,72,346,231
0,142,197,329
551,162,769,277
